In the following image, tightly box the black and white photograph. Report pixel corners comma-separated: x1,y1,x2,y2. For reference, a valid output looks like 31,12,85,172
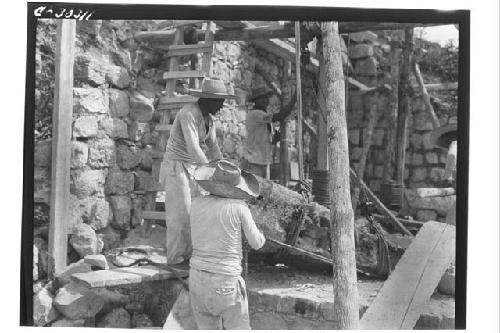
11,1,496,331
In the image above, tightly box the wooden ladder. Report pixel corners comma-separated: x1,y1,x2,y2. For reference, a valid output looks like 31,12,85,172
143,20,216,225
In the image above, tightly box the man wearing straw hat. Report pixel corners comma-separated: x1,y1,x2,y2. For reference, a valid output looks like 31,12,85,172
188,160,265,329
160,78,237,267
241,85,296,179
429,123,457,225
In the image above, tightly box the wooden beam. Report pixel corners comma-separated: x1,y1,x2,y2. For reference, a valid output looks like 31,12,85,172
136,22,443,44
394,28,414,191
423,82,458,91
316,37,329,171
360,222,455,329
295,21,304,181
279,61,292,186
48,19,76,277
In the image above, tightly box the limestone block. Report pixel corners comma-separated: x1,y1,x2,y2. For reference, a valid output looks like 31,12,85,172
121,224,166,249
409,133,423,149
430,167,446,182
248,290,280,311
84,254,109,270
108,88,130,118
438,264,455,296
131,313,154,328
116,143,142,169
33,287,59,326
97,308,131,328
88,137,116,168
422,132,436,150
71,141,88,168
425,152,439,164
413,111,435,131
105,65,131,89
73,116,98,138
348,128,360,146
372,128,385,146
51,318,94,327
96,226,122,252
354,57,378,76
129,122,150,142
411,153,424,166
349,31,378,43
319,302,335,321
53,281,105,320
99,118,128,139
349,44,374,59
105,170,134,195
34,168,51,204
411,168,428,182
70,223,104,257
277,296,320,319
139,146,154,171
131,196,145,228
130,93,154,122
56,259,92,286
405,189,456,216
71,169,106,198
134,170,159,191
73,88,109,114
35,140,52,167
74,54,106,86
250,311,288,330
416,209,438,222
109,195,132,231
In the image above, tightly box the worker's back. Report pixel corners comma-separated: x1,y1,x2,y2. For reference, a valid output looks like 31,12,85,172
190,195,265,276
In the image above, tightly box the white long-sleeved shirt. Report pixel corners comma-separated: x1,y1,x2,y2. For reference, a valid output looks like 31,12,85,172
190,195,266,276
164,102,222,165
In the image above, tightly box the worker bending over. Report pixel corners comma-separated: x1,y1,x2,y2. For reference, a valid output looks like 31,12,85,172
160,78,236,266
189,160,266,329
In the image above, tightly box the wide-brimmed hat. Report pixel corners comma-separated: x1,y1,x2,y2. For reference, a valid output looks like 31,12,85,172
429,123,458,149
249,85,275,102
188,78,237,100
194,160,260,200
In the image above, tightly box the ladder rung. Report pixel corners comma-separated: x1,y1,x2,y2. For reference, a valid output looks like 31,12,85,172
159,95,197,105
142,210,167,220
154,124,172,133
163,70,205,80
163,43,213,57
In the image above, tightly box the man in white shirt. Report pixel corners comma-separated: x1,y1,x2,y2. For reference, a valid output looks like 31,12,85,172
189,160,265,329
160,78,236,266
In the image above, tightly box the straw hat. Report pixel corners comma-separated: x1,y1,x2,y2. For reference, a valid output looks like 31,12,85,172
194,160,260,200
429,123,458,149
188,78,237,100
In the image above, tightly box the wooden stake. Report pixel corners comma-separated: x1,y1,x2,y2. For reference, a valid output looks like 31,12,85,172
316,37,329,171
279,61,292,186
48,20,76,277
322,21,359,329
412,60,440,129
295,22,304,181
352,95,380,211
395,28,414,188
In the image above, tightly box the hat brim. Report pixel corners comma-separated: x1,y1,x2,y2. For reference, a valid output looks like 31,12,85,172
194,166,260,200
189,89,237,100
429,124,458,148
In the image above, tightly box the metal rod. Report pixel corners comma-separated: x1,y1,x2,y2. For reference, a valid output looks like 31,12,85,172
294,21,304,181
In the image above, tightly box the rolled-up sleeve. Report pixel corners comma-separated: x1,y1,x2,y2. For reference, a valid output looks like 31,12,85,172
179,112,209,165
239,204,266,250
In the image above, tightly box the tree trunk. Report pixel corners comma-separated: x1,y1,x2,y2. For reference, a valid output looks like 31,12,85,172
395,28,414,188
322,21,359,329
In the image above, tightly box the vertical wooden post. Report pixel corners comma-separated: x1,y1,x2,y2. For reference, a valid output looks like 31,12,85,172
294,21,304,181
279,61,292,186
322,21,359,329
48,19,76,277
316,37,329,172
395,28,414,188
382,44,400,183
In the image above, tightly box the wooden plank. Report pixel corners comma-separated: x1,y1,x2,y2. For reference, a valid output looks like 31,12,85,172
163,43,213,57
71,265,188,288
171,20,206,28
48,19,76,277
159,95,197,105
157,102,192,111
142,210,166,220
214,20,248,29
424,82,458,91
162,70,205,80
201,22,215,75
412,61,440,129
360,222,455,329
